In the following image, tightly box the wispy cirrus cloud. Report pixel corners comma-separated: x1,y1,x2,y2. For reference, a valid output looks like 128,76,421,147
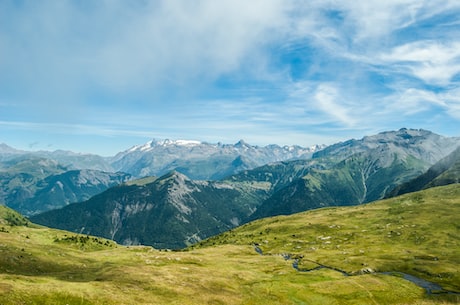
379,41,460,85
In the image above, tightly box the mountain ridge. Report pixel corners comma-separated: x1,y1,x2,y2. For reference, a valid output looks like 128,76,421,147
249,128,460,220
0,164,131,216
0,138,325,215
1,139,326,181
31,129,460,249
31,170,265,249
110,138,325,179
387,146,460,197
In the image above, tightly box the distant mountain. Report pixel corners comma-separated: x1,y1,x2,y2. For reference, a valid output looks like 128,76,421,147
0,144,113,172
31,171,265,249
387,146,460,197
33,150,114,172
32,129,460,249
1,140,324,181
312,128,458,164
0,158,67,215
0,156,67,177
250,128,460,219
0,143,25,157
0,161,131,216
0,139,323,215
110,139,324,180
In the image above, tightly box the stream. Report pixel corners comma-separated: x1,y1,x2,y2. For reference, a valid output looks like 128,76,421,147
253,245,459,295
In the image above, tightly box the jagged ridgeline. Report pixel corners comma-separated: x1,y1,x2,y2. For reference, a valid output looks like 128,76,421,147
109,139,324,179
31,129,460,249
0,139,323,216
387,146,460,197
31,171,266,249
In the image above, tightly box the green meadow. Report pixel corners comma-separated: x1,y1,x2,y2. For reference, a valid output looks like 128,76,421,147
1,184,459,304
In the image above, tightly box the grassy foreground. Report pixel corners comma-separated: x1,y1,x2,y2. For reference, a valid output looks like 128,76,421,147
0,185,459,304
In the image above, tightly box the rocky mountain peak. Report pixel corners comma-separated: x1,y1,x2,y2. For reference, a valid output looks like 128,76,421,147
234,139,250,148
313,128,460,164
110,138,322,179
160,170,191,184
0,143,23,154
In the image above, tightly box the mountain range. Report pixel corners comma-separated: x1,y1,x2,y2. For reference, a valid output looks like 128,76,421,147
251,128,460,219
1,139,323,180
0,157,131,216
110,139,324,180
0,139,323,216
29,128,460,249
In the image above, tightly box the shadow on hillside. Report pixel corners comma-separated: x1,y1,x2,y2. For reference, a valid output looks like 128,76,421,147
0,246,118,283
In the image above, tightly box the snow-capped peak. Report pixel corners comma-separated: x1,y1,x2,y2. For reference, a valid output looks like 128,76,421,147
163,139,202,147
128,139,203,153
153,139,202,147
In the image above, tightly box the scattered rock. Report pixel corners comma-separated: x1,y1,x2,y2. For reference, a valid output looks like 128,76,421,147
360,267,374,274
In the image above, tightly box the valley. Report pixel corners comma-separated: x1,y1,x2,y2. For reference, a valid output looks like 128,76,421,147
4,1,460,303
0,185,459,304
0,128,459,304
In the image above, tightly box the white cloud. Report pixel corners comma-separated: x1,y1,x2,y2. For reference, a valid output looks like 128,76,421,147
382,88,444,114
2,0,459,97
313,84,356,127
0,0,289,92
377,86,460,123
380,41,460,85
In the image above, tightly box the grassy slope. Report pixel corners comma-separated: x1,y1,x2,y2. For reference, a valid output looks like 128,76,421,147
0,185,458,304
195,185,460,297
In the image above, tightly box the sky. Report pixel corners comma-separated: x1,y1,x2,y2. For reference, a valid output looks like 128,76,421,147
1,0,460,156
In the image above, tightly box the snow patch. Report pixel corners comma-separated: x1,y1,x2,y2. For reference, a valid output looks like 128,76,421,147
230,217,240,226
55,181,64,189
174,140,202,146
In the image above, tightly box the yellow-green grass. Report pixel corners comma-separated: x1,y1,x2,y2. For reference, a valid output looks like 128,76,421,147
123,176,157,186
0,185,459,304
0,229,436,305
196,184,460,294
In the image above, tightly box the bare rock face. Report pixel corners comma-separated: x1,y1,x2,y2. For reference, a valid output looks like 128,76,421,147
313,128,460,164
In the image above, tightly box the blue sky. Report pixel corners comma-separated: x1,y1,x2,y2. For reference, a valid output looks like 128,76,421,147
1,0,459,156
